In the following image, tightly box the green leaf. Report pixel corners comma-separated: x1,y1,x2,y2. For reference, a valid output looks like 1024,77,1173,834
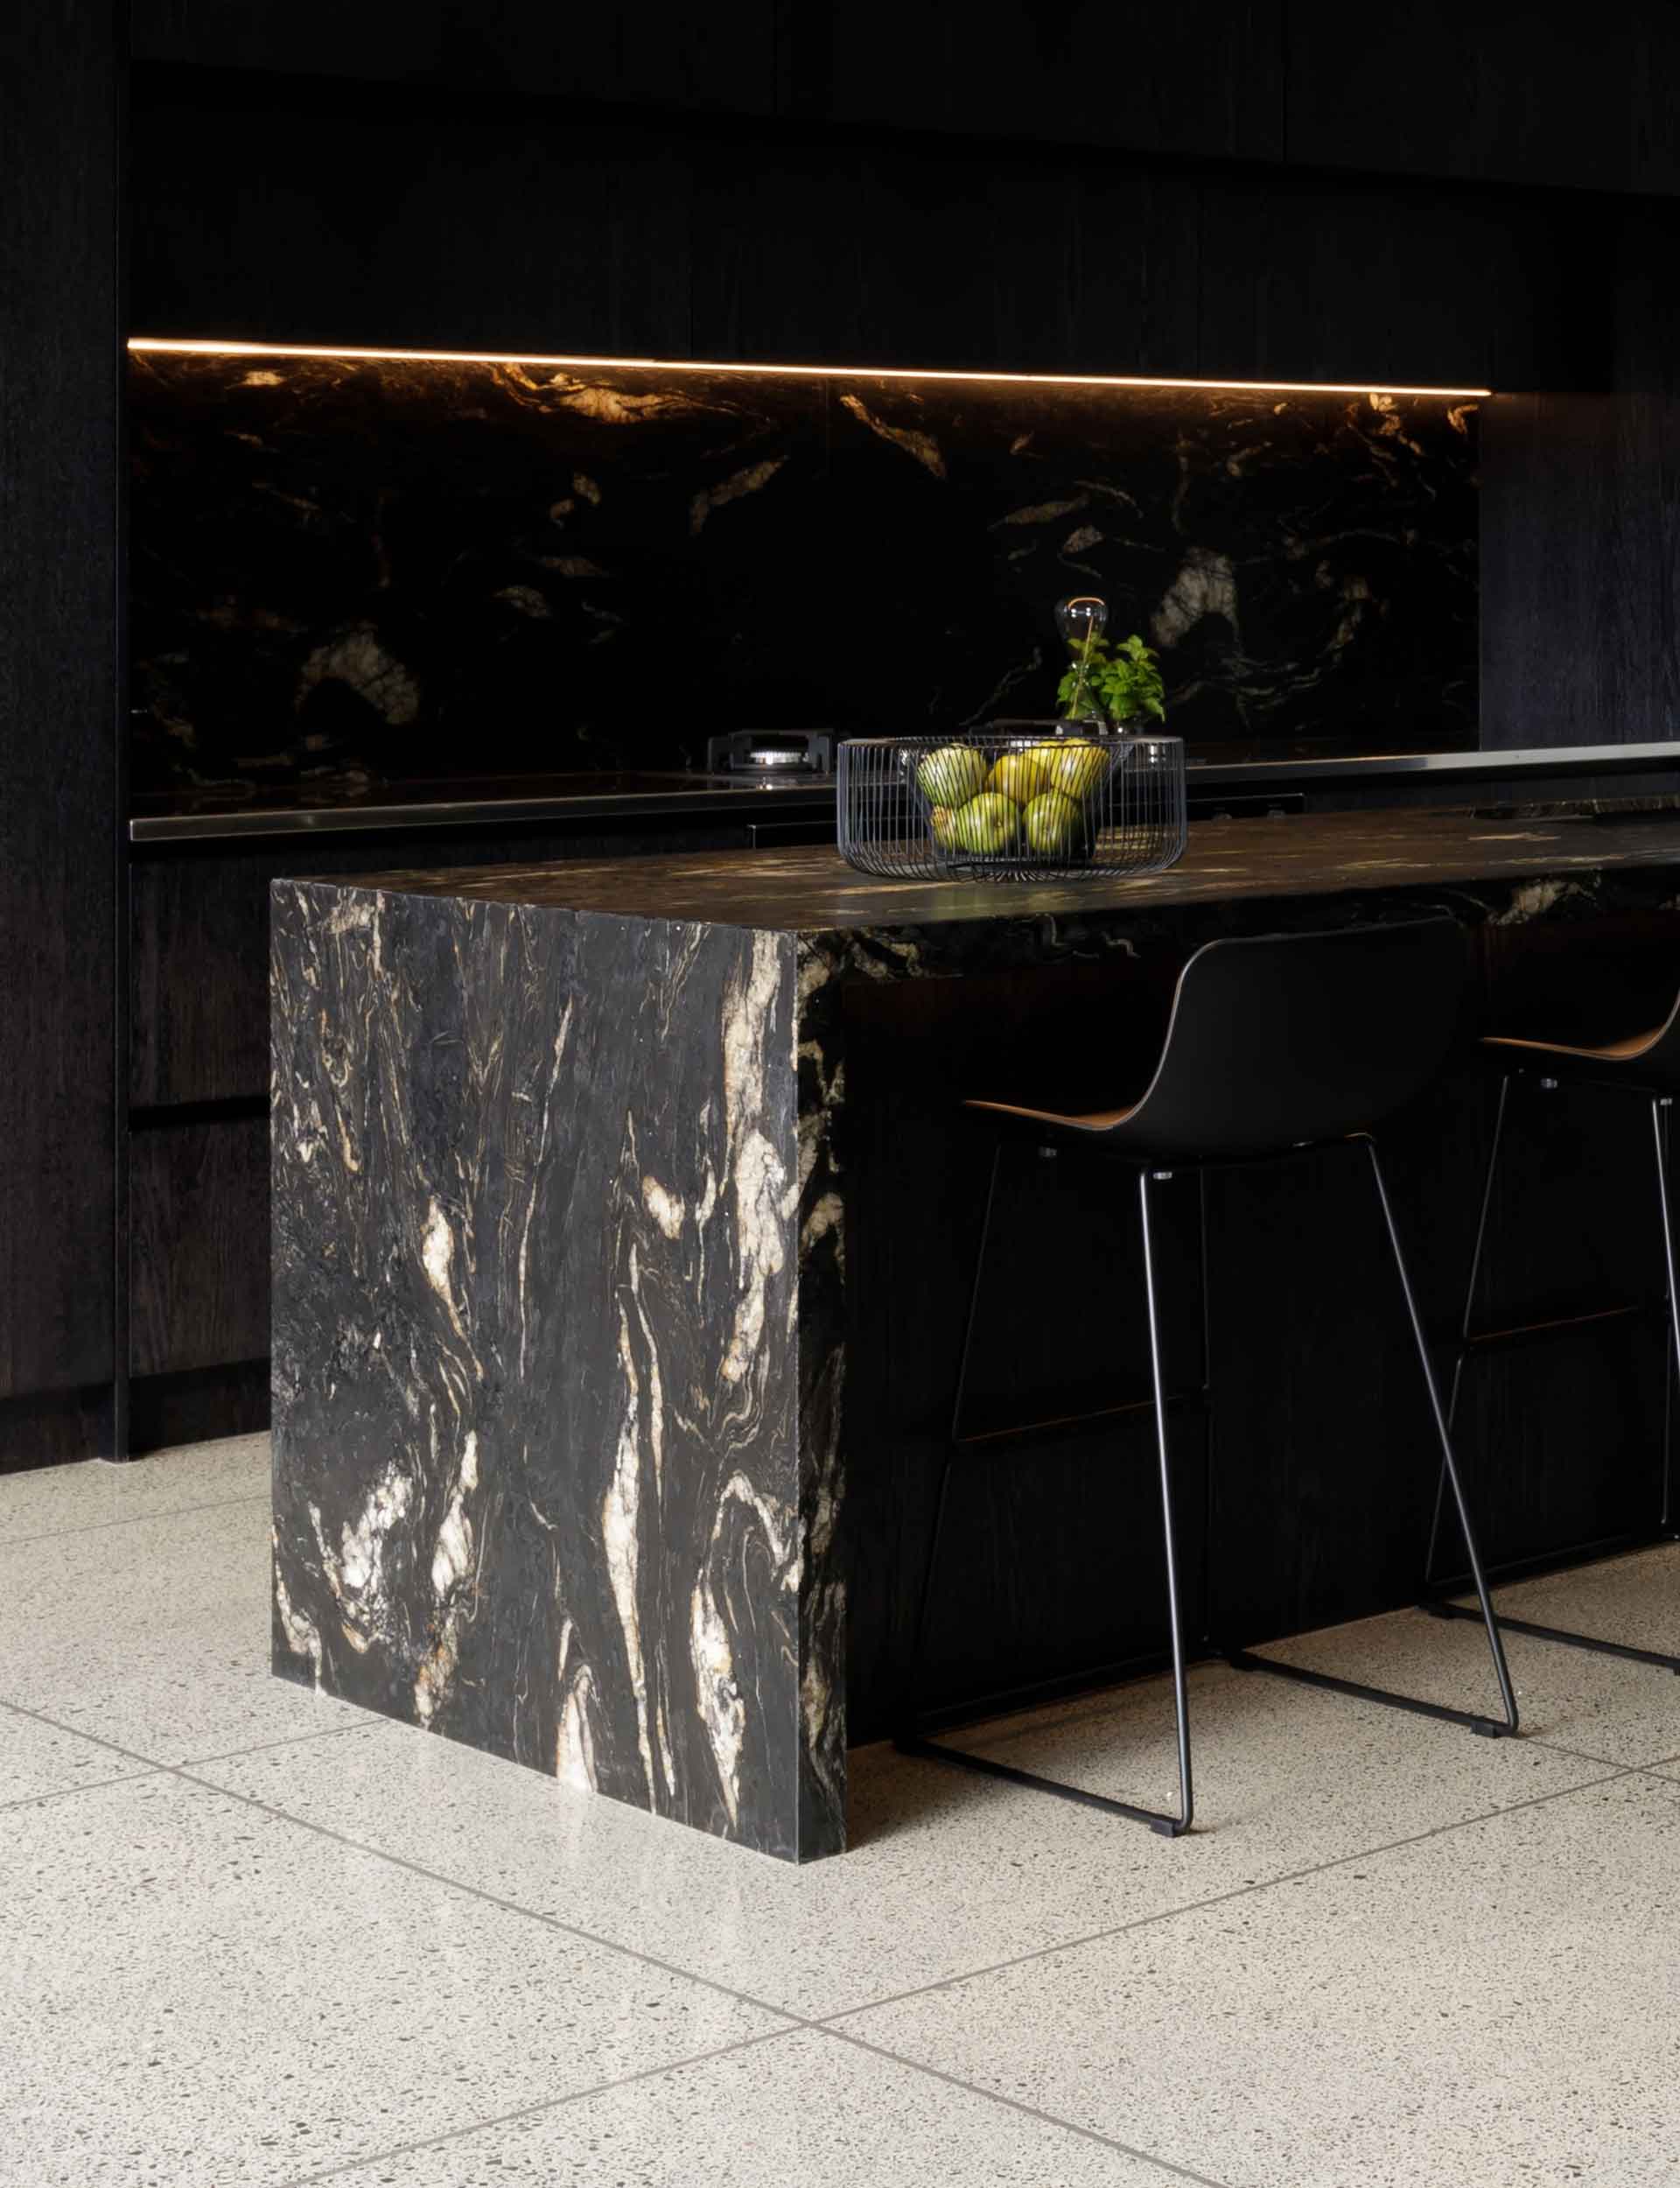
1049,628,1165,726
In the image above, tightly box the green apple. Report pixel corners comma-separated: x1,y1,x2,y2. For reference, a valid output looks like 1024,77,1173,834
986,748,1054,806
1050,741,1111,800
1023,789,1087,857
950,792,1022,855
916,744,988,808
929,803,958,848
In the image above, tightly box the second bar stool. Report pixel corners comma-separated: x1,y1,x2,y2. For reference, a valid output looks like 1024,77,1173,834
1423,984,1680,1673
898,917,1520,1837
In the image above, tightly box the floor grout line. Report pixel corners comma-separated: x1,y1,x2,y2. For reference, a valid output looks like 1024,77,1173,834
0,1765,165,1818
178,1716,382,1769
0,1688,372,1777
1528,1734,1667,1769
815,1759,1646,2027
265,2008,1234,2188
168,1762,815,2027
0,1694,192,1769
822,2023,1236,2188
271,2025,808,2188
0,1489,270,1550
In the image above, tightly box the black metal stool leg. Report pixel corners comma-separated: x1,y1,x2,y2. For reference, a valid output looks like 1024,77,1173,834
1229,1139,1521,1737
1139,1168,1194,1832
1653,1096,1680,1538
895,1149,1195,1836
1427,1091,1680,1676
1424,1072,1510,1587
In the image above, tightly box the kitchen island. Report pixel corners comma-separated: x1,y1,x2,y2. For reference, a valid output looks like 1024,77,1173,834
270,807,1680,1862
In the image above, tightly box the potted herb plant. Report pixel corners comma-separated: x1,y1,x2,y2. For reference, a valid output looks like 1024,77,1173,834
1056,628,1166,731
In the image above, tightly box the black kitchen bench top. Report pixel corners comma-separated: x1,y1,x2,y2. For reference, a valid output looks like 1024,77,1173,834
324,803,1680,933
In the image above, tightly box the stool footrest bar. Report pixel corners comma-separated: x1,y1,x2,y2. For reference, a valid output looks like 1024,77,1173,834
1423,1596,1680,1673
954,1387,1208,1454
892,1734,1189,1835
1458,1299,1655,1352
1225,1647,1517,1736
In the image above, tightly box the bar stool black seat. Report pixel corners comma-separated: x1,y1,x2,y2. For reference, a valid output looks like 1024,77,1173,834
1422,989,1680,1675
898,918,1520,1839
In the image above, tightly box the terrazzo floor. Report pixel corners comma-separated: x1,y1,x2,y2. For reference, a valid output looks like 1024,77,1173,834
4,1434,1679,2185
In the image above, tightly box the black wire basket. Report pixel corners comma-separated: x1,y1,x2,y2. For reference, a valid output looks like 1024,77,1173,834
837,726,1187,883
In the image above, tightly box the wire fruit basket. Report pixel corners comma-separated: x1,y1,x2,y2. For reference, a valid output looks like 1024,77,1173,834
837,726,1187,883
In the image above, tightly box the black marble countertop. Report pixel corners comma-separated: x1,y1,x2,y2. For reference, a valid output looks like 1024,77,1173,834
313,805,1680,936
132,740,1680,845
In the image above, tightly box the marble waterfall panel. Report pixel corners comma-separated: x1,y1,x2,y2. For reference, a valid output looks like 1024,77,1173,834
270,881,842,1859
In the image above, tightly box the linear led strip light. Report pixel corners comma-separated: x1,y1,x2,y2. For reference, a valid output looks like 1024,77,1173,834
126,338,1492,400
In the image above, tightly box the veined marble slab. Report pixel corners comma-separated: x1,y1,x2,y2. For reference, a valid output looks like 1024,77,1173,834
271,810,1680,1860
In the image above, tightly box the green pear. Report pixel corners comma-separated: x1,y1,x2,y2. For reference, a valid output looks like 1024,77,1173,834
916,744,988,808
1024,789,1088,856
987,748,1054,806
950,792,1022,855
1050,741,1111,800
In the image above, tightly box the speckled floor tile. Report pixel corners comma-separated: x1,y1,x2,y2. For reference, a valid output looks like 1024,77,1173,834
0,1434,268,1543
1254,1545,1680,1768
836,1772,1680,2188
195,1648,1600,2021
0,1701,157,1808
1,1772,785,2188
0,1497,362,1764
304,2026,1194,2188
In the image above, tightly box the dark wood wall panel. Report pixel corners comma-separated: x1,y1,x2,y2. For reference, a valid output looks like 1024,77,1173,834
1480,393,1620,747
130,1117,270,1377
131,3,1680,200
819,2,1287,165
0,4,119,1431
1285,2,1680,200
1480,201,1680,747
130,0,788,112
128,3,1289,161
128,90,696,360
0,1387,122,1474
130,855,273,1108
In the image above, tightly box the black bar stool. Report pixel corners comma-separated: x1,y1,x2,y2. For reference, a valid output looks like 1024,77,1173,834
898,918,1520,1838
1424,990,1680,1673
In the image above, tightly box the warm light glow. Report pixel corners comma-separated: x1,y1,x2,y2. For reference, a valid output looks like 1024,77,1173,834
125,336,1492,401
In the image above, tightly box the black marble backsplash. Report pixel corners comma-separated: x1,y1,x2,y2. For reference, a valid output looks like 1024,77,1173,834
129,351,1478,799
